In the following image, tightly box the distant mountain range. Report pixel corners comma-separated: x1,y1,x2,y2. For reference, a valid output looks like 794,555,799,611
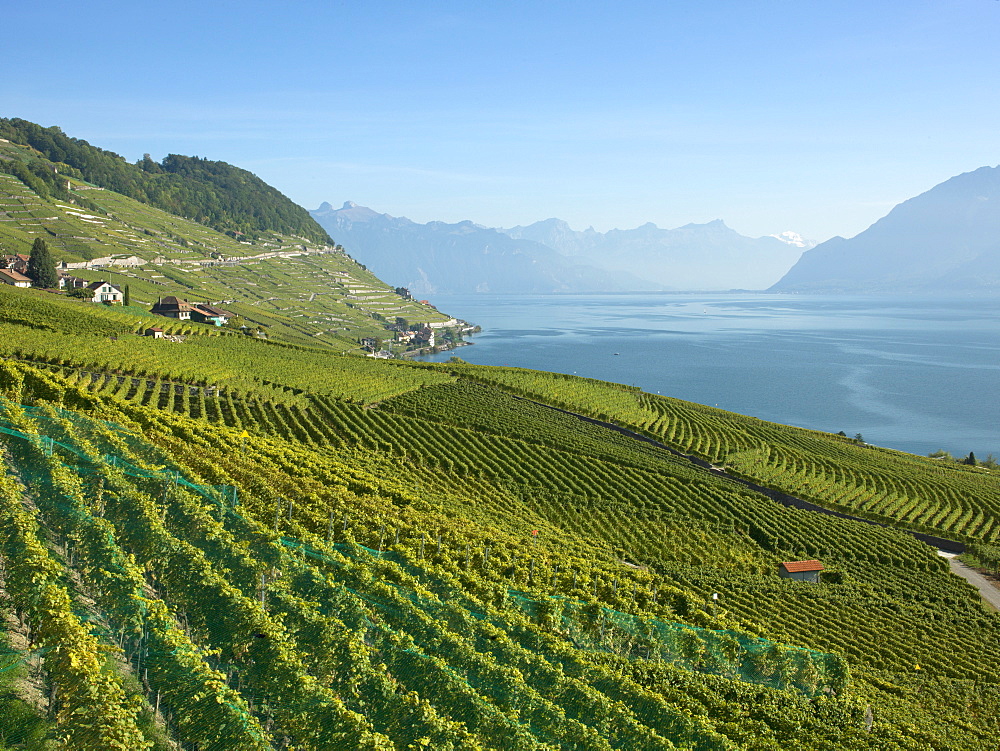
311,202,809,294
771,165,1000,294
310,202,661,294
501,218,809,292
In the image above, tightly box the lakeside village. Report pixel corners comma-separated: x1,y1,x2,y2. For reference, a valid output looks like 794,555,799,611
0,248,478,357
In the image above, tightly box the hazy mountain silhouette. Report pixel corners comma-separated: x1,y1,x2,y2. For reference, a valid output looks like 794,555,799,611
503,218,806,290
311,202,661,294
771,166,1000,294
314,202,806,293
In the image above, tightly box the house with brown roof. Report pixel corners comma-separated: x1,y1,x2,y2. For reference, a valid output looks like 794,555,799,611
411,327,435,348
189,304,233,326
151,296,194,320
778,560,824,584
0,269,32,288
1,254,30,275
58,273,88,290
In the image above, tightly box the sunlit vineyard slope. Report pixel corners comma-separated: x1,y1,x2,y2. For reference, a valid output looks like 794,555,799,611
0,286,998,749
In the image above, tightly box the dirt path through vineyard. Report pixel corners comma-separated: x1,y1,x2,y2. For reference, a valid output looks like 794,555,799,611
947,557,1000,612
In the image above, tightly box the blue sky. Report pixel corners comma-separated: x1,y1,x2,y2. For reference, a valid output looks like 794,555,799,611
4,0,999,241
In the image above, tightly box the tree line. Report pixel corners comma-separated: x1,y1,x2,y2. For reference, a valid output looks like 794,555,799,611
0,118,334,245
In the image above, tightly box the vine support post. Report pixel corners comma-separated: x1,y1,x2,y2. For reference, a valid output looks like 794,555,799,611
420,532,425,559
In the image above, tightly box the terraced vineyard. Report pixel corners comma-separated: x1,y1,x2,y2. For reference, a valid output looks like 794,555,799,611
0,136,457,352
1,280,1000,748
1,364,997,749
453,364,1000,546
0,167,254,262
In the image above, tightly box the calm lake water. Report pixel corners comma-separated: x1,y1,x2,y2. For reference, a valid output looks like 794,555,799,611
418,293,1000,459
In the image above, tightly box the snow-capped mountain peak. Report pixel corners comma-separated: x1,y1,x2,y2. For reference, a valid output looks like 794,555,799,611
768,231,816,249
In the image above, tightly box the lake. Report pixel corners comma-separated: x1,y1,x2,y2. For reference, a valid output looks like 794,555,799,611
417,293,1000,459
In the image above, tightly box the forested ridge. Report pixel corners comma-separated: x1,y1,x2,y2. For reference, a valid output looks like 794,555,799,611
0,118,332,244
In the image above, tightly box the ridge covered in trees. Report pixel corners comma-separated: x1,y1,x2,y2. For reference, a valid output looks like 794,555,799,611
0,118,333,244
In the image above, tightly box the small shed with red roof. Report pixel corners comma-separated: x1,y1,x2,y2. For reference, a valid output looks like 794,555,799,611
779,560,824,584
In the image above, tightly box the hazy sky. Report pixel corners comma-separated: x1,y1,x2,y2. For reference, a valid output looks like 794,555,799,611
4,1,999,241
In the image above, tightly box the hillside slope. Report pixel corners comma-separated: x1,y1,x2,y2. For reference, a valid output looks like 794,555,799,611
0,294,998,749
0,117,332,244
0,143,458,352
771,165,1000,294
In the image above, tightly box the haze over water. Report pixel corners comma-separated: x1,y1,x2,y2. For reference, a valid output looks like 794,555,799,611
420,294,1000,459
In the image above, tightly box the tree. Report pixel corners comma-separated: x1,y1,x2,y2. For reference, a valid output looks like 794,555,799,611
854,433,865,444
123,284,131,306
26,238,57,288
965,452,977,466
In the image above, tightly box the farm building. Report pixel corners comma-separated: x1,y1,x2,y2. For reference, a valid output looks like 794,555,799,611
58,274,89,290
189,304,233,326
779,560,824,584
0,269,32,288
151,296,194,320
1,254,30,274
86,281,124,303
152,297,232,325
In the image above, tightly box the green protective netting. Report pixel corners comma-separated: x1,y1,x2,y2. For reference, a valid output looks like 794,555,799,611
0,404,266,743
0,646,55,675
287,541,848,698
508,593,844,695
0,402,238,508
1,401,848,706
